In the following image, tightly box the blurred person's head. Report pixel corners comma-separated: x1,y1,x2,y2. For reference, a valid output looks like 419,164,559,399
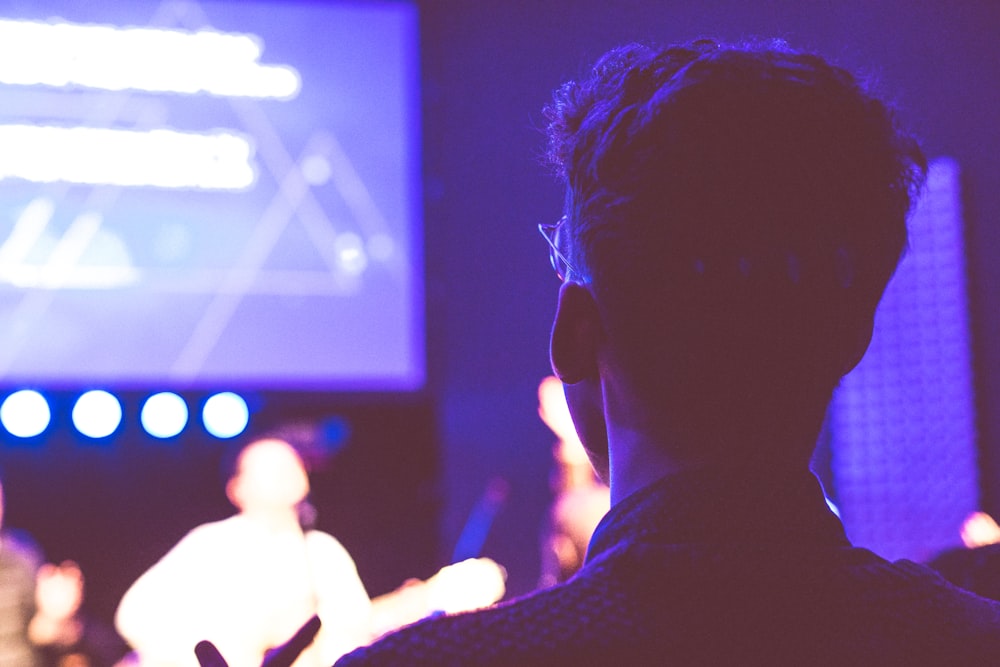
226,437,310,516
543,39,925,469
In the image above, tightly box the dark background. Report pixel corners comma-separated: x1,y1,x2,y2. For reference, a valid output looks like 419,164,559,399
3,0,1000,631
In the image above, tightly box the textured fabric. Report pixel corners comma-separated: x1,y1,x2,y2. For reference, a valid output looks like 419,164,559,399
116,515,372,667
930,543,1000,602
336,467,1000,666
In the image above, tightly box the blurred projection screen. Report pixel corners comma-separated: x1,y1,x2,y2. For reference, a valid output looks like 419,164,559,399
0,0,423,390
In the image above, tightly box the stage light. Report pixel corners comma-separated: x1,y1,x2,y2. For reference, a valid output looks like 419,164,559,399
140,392,189,439
72,390,123,439
321,416,351,452
202,392,249,439
0,389,51,437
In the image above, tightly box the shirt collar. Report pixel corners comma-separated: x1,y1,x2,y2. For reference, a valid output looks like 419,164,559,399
587,466,849,563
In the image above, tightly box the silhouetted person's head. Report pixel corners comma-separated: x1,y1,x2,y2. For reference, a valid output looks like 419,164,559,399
543,40,926,471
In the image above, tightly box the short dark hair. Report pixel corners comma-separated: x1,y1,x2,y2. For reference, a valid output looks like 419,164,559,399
544,39,926,417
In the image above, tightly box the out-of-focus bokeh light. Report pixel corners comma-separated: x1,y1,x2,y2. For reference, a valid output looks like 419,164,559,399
140,392,189,439
0,389,51,437
72,390,123,438
202,392,249,439
334,232,368,275
961,511,1000,549
300,154,331,185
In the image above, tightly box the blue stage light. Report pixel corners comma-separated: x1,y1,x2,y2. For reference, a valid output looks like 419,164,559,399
0,389,51,437
202,392,249,439
140,392,189,439
72,390,123,439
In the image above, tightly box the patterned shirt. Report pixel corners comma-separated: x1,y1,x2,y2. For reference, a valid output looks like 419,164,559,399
337,467,1000,666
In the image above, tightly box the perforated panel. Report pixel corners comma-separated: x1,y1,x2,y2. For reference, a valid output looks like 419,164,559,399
830,158,978,562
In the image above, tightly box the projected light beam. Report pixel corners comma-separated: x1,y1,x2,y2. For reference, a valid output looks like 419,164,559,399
0,19,300,99
0,125,255,190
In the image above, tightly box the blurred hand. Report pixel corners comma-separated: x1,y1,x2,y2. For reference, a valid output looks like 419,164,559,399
29,560,85,647
425,557,506,615
961,511,1000,548
195,615,321,667
35,561,84,622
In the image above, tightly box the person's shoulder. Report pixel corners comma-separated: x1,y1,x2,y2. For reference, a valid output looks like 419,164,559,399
184,516,235,538
880,556,1000,603
844,557,1000,650
335,579,607,666
334,605,518,667
168,516,242,552
304,529,352,559
892,561,1000,659
0,528,42,570
899,558,1000,611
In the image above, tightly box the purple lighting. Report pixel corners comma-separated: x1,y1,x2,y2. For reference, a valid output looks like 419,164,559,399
830,158,978,562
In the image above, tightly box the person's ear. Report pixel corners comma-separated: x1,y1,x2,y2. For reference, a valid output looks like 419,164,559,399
550,282,602,384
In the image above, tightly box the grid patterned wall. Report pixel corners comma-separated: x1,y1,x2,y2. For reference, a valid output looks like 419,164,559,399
829,158,978,563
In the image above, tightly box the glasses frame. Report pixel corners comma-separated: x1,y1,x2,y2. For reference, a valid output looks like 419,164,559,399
538,216,580,282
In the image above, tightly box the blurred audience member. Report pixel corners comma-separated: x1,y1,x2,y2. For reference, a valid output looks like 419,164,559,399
0,479,128,667
0,483,42,667
536,376,609,588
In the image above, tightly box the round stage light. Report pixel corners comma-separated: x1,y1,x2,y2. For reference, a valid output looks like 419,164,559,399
202,392,249,439
0,390,51,438
72,390,123,439
140,392,189,439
